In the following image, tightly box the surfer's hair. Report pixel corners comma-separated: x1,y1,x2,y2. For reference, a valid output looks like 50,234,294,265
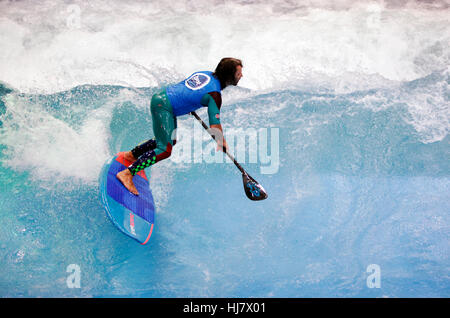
213,57,243,89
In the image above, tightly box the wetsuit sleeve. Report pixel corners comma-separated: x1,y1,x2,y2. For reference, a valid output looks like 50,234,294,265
201,92,222,126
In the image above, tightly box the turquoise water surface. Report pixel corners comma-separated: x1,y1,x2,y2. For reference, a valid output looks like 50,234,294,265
0,0,449,297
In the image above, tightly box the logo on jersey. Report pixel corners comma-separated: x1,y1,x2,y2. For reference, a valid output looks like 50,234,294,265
185,73,211,90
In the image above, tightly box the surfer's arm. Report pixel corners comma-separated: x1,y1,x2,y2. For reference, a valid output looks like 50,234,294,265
201,92,222,126
210,123,228,153
201,92,228,152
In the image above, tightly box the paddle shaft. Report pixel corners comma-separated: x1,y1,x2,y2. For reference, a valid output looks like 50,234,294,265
191,111,268,201
190,111,246,175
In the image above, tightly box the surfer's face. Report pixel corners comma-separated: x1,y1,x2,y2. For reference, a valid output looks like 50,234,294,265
233,65,243,85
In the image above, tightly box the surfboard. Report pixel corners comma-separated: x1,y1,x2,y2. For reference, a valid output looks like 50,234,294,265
99,152,155,245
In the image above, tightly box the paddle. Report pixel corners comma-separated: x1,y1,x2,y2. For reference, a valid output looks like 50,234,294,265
191,111,268,201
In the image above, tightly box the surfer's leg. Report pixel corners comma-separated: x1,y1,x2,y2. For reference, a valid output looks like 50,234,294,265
128,149,157,176
122,138,157,164
117,146,157,195
125,91,176,175
130,139,157,159
117,139,157,195
149,90,177,163
117,91,176,195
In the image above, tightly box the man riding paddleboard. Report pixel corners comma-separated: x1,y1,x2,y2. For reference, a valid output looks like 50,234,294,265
117,57,243,195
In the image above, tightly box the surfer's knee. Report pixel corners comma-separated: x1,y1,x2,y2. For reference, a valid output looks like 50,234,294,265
155,142,173,162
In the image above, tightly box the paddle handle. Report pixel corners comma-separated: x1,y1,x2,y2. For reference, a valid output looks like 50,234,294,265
190,111,246,175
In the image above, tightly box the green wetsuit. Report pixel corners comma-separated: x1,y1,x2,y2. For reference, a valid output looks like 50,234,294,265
127,88,221,175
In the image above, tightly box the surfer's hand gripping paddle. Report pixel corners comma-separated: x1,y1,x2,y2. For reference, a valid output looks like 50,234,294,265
191,111,268,201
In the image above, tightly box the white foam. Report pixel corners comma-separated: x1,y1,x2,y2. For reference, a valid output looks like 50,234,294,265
0,0,448,94
398,68,450,143
0,93,112,185
346,67,450,143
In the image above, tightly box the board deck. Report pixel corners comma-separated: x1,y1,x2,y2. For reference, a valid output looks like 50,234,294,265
99,152,155,244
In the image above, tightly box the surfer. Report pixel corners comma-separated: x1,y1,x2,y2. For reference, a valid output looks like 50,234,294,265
117,57,243,195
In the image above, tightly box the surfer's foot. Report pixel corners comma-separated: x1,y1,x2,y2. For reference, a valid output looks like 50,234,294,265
123,151,136,163
116,169,139,196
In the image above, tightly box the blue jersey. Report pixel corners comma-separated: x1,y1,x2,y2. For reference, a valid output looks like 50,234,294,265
166,71,222,116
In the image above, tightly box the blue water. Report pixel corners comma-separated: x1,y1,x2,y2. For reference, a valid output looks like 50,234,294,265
1,68,448,297
0,0,449,298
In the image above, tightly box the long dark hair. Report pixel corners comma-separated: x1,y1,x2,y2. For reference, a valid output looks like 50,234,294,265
213,57,243,89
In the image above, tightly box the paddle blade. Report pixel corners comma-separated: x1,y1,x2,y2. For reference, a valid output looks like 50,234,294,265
242,173,268,201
